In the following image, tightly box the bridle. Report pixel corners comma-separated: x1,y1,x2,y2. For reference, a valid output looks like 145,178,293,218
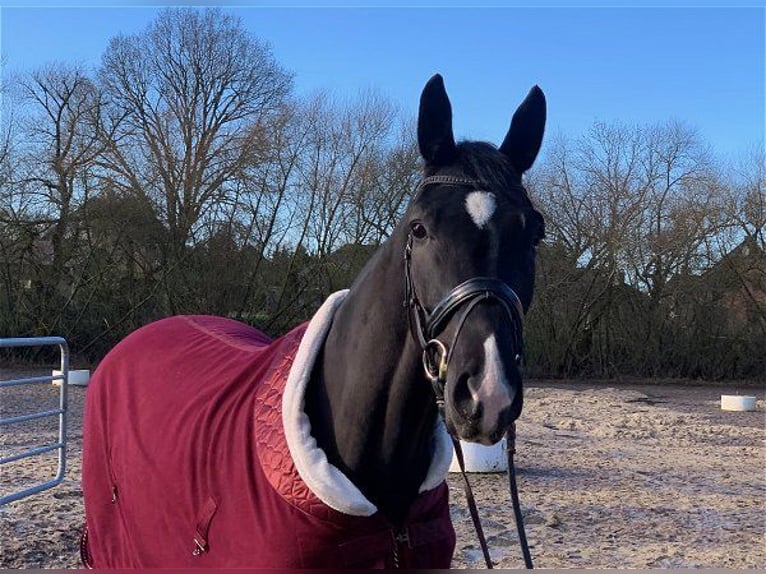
403,175,526,418
403,174,534,569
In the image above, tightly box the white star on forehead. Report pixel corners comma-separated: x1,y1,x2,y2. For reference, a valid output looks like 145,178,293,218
465,191,496,229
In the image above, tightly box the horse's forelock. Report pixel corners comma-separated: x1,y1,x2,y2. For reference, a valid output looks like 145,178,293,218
453,141,533,207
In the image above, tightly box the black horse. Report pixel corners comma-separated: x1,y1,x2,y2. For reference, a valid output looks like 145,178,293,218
81,74,545,569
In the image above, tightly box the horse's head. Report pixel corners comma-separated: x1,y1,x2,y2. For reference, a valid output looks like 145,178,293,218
403,74,545,445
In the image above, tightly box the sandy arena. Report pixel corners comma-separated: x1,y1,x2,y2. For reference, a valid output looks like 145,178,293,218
1,369,764,569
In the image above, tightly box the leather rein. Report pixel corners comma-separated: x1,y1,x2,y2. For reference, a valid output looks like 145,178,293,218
404,175,534,569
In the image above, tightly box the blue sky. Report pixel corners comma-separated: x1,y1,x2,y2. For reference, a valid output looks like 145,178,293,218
1,3,763,160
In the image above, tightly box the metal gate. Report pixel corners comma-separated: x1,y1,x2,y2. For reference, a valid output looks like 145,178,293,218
0,337,69,506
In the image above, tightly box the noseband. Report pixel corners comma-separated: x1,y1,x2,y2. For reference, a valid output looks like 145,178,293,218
403,175,534,570
403,175,526,412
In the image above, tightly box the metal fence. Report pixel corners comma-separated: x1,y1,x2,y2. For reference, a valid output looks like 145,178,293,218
0,337,69,506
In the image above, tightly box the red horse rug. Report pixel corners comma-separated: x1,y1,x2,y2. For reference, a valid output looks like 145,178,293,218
81,291,456,568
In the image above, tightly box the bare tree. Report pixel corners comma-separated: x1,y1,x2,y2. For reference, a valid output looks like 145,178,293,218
531,120,728,376
18,65,103,263
531,125,644,374
97,8,291,312
723,143,765,249
298,91,402,257
0,64,108,336
348,119,420,245
713,143,766,335
0,93,26,334
237,92,419,330
625,121,723,301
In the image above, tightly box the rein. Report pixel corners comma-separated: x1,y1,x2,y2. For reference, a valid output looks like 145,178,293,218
404,175,534,569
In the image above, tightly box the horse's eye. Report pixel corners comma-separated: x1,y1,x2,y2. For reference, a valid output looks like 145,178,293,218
410,221,428,239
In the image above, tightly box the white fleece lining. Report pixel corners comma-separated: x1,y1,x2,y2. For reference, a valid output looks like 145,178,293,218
282,290,454,517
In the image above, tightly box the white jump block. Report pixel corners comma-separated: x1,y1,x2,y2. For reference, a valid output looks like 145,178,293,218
449,438,508,473
720,395,757,411
52,369,90,387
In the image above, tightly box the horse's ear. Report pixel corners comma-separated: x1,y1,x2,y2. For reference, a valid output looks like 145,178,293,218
500,86,546,174
418,74,457,166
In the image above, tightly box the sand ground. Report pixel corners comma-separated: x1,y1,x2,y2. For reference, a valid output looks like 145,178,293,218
1,369,764,569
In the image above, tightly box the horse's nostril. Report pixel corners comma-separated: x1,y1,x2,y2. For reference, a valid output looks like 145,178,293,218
453,373,481,421
453,373,470,403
